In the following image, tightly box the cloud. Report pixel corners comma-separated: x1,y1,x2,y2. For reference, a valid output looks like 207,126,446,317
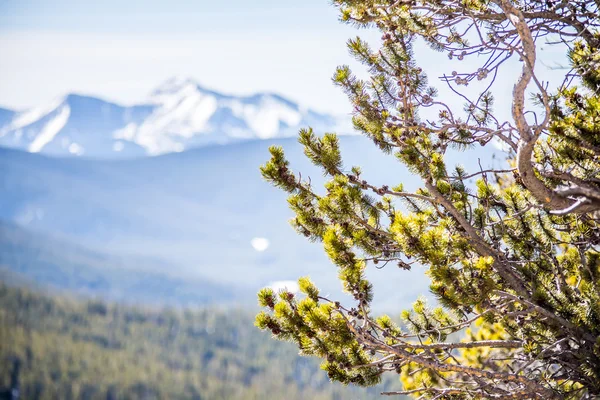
251,237,270,252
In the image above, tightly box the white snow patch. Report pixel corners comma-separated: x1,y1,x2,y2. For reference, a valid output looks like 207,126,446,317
269,280,299,294
230,97,302,139
28,105,70,153
113,141,125,152
8,97,63,131
113,123,137,141
251,237,270,252
126,89,219,154
68,142,84,155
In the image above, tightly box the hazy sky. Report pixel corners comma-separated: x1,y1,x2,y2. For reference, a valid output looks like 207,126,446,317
0,0,569,116
0,0,378,114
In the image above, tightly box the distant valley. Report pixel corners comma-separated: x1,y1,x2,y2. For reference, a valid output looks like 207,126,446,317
0,221,242,306
0,134,503,310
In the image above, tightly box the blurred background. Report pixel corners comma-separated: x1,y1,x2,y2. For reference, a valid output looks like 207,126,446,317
0,1,565,398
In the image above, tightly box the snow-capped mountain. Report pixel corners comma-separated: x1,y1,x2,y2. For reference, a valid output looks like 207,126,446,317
0,77,346,158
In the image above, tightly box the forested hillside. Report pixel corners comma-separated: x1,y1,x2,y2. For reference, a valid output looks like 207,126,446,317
0,284,398,399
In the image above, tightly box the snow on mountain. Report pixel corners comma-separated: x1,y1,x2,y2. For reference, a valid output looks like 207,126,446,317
0,78,347,158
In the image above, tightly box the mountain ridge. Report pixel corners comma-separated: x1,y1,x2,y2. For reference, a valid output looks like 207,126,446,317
0,136,503,311
0,78,347,158
0,219,243,306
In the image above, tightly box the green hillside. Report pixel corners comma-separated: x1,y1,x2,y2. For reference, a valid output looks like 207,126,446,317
0,283,399,399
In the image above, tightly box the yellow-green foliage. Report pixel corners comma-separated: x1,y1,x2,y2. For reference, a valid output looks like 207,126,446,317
256,0,600,398
0,284,396,400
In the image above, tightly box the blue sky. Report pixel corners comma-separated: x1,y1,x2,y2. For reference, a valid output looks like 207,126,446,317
0,0,569,117
0,0,337,33
0,1,340,33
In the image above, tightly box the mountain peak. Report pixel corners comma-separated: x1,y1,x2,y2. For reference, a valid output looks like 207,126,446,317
151,76,201,95
0,79,344,158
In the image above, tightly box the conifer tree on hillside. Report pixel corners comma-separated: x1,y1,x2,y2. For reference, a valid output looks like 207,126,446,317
256,0,600,398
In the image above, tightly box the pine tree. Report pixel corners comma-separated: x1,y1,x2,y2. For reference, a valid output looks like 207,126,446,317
256,1,600,398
